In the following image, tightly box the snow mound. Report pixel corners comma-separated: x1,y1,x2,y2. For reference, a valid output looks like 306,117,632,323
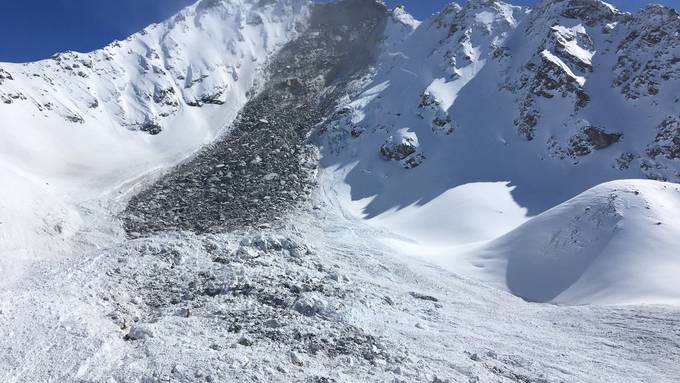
0,162,80,285
471,180,680,305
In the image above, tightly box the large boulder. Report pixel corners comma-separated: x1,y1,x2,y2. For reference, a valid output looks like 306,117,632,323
379,129,419,161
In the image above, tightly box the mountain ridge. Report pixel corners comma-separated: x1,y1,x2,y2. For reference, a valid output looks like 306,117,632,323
0,0,310,193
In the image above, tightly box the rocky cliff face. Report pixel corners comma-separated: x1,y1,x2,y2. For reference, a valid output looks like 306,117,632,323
503,0,680,179
321,0,680,213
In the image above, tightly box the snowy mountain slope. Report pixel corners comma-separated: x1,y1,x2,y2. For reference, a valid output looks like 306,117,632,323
504,0,680,180
0,0,309,195
0,0,310,270
320,0,532,241
0,162,80,286
322,0,680,218
464,180,680,305
318,0,680,304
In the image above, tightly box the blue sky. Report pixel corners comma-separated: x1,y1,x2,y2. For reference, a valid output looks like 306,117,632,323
0,0,676,63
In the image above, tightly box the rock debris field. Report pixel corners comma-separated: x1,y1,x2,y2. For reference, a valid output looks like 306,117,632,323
123,0,387,236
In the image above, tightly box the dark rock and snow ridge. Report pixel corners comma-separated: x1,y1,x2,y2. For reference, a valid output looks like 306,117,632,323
0,0,307,132
320,0,680,220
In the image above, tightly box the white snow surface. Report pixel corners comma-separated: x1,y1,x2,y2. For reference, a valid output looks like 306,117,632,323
0,161,81,285
465,180,680,305
1,170,678,382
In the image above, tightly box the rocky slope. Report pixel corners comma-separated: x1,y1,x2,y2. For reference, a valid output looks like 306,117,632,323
124,0,388,235
321,0,680,220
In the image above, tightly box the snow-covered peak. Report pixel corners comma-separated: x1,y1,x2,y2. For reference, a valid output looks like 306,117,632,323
453,0,526,32
522,0,621,40
0,0,310,195
424,0,526,41
429,3,462,30
628,2,680,30
442,2,463,14
461,0,516,9
639,3,680,18
425,0,527,65
390,5,421,29
532,0,622,26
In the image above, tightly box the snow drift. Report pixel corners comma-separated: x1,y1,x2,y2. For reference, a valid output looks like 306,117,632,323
0,161,80,285
469,180,680,305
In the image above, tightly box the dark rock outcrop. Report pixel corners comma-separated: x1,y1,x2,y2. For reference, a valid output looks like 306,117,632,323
647,116,680,160
568,127,622,157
